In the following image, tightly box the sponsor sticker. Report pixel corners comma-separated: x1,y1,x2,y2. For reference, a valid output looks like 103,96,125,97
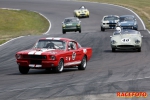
117,92,148,98
72,52,76,60
121,38,130,43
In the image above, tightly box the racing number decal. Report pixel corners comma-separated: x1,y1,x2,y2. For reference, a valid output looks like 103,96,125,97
72,52,76,60
121,38,130,43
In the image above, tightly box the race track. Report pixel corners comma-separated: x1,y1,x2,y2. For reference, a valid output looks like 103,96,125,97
0,0,150,100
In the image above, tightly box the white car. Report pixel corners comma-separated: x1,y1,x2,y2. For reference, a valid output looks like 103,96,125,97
110,29,143,52
101,15,119,31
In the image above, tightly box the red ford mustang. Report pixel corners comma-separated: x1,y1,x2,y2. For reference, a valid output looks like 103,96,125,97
15,37,92,74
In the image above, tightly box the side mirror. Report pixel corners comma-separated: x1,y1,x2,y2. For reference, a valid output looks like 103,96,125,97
62,22,64,24
110,36,112,38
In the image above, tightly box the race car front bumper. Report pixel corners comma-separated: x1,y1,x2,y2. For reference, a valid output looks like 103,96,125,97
16,60,59,69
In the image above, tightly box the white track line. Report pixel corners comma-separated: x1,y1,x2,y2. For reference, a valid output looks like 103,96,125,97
0,8,51,47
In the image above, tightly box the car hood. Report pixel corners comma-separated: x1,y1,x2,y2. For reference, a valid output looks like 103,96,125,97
119,21,134,26
17,48,65,55
111,34,141,41
64,22,78,26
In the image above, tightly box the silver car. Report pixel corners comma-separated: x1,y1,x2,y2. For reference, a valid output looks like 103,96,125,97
110,29,143,52
101,15,119,31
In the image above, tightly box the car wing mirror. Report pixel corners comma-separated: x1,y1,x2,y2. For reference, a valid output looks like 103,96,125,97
110,36,112,38
62,22,64,24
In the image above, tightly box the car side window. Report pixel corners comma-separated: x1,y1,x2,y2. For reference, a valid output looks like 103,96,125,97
68,41,77,50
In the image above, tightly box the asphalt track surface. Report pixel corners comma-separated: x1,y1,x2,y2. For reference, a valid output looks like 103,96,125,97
0,0,150,100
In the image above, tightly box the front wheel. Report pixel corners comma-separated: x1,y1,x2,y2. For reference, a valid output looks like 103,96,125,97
19,66,30,74
137,48,141,52
54,59,64,73
62,30,66,34
101,27,105,31
112,48,116,52
78,56,87,70
79,29,81,33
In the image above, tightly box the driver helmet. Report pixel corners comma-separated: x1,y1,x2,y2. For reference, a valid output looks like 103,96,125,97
115,27,121,32
81,6,85,9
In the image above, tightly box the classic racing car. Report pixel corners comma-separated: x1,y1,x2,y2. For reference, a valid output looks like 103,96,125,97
62,17,81,34
101,15,119,31
110,28,143,52
74,5,90,18
15,37,92,74
116,15,138,30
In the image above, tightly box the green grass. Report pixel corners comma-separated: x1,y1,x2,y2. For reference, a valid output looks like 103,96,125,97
0,9,49,45
80,0,150,30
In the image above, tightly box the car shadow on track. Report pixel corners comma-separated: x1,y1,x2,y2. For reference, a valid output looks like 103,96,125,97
104,49,140,53
8,68,79,75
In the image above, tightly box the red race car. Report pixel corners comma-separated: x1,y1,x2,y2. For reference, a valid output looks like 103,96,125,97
15,37,92,74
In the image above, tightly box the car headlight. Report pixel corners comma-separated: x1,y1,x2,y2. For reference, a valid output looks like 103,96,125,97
134,22,137,26
111,40,117,44
62,24,65,28
77,23,80,27
50,55,56,60
135,40,140,44
16,54,21,59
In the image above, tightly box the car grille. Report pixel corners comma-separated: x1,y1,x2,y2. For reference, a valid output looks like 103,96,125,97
122,26,133,29
30,60,42,64
117,45,134,47
80,14,85,16
22,55,47,59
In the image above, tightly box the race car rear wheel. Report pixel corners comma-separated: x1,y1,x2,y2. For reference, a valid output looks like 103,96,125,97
19,66,30,74
101,27,105,31
54,59,64,73
78,56,87,70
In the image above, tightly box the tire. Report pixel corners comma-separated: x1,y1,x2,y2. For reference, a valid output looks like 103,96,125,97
137,48,141,52
101,27,105,31
78,56,87,70
54,59,64,73
19,66,29,74
62,30,66,34
79,29,81,33
112,48,116,52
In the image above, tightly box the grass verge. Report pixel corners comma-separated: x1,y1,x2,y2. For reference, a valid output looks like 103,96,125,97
80,0,150,30
0,9,49,45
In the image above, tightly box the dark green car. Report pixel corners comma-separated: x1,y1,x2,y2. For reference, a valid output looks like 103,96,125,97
62,17,81,34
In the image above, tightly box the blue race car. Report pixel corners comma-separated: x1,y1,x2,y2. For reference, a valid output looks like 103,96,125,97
116,15,138,30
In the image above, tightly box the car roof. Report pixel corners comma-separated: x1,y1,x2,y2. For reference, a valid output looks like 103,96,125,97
120,15,135,18
39,37,75,42
65,17,78,20
104,15,119,17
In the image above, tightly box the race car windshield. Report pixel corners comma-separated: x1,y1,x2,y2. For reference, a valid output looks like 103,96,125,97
120,16,134,22
34,40,66,50
121,30,139,34
64,18,77,23
104,17,119,21
79,6,86,9
114,31,121,35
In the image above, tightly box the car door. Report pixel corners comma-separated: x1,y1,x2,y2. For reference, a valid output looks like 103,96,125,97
65,41,82,66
